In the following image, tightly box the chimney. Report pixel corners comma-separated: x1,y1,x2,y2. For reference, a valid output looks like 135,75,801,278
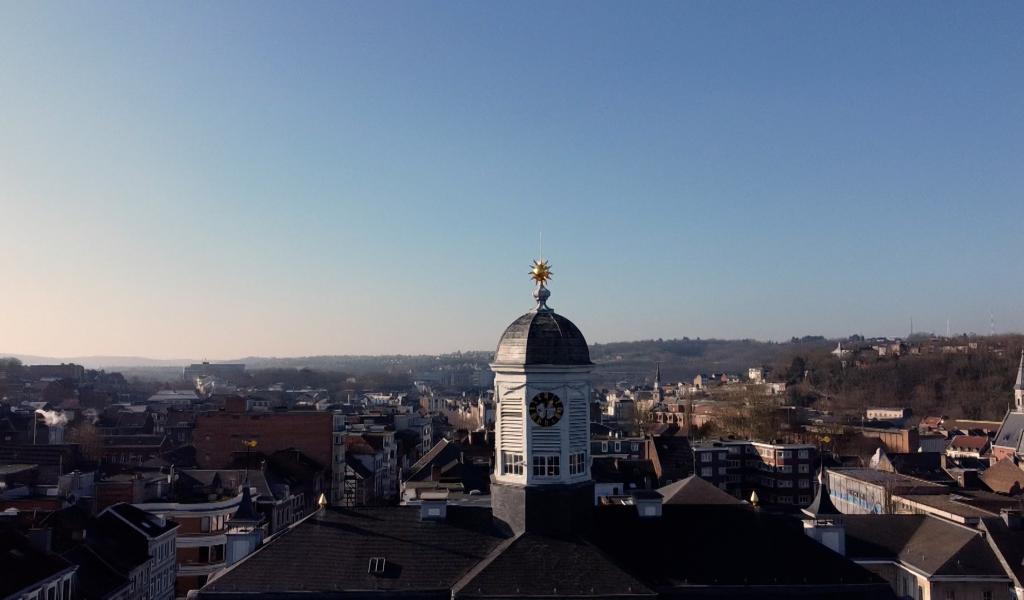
632,491,663,518
419,490,448,521
1002,508,1022,530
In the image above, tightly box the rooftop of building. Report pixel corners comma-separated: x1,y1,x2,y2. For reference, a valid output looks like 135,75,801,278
845,514,1007,578
200,503,891,599
830,467,949,491
0,530,74,598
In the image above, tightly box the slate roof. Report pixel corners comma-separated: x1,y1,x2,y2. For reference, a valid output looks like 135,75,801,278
493,309,591,366
994,411,1024,451
92,510,160,573
876,451,953,483
104,503,178,538
60,544,130,600
405,439,491,495
0,530,75,599
201,506,507,597
453,532,653,599
657,475,744,506
199,504,892,599
845,514,1007,578
803,471,841,517
980,516,1024,588
588,505,889,597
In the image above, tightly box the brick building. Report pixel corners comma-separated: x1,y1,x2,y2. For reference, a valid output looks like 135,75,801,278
693,439,817,507
193,409,333,470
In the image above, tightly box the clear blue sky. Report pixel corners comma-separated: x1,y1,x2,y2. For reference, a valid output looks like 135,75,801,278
1,2,1022,359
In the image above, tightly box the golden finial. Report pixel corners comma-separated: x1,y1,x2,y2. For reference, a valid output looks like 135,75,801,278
530,259,552,285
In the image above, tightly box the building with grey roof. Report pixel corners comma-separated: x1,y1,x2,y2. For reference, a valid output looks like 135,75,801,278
195,266,893,600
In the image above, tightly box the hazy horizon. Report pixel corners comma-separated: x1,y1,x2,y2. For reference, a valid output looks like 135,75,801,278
3,3,1022,358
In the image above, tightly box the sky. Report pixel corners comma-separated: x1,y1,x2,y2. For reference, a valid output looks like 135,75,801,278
1,2,1023,359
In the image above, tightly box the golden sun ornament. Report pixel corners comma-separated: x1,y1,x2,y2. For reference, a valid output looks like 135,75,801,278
530,259,552,285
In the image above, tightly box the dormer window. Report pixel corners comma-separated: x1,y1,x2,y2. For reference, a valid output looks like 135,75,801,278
367,557,386,575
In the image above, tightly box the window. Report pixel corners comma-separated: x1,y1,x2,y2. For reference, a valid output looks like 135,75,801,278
614,442,621,453
779,465,793,474
945,591,955,600
200,516,211,532
631,442,639,452
502,451,524,476
798,450,809,459
777,480,793,488
533,455,560,477
983,591,992,600
799,479,810,488
718,453,726,461
569,452,586,476
798,464,810,474
718,467,727,475
701,467,713,477
798,495,810,504
701,453,712,463
601,441,608,452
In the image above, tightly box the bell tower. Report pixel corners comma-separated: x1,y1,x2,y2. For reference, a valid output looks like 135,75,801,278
490,258,595,534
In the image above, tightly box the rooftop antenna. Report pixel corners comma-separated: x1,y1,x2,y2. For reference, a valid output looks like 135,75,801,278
990,310,995,336
946,318,951,338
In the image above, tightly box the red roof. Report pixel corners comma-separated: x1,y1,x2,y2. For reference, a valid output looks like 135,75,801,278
948,435,990,450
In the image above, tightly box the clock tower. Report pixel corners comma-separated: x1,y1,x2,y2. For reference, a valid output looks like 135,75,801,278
490,259,595,535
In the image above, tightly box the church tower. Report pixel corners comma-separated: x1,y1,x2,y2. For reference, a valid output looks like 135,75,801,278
653,362,664,404
1015,350,1024,412
490,258,595,535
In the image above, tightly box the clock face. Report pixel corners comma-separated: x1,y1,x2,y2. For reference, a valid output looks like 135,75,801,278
528,392,564,427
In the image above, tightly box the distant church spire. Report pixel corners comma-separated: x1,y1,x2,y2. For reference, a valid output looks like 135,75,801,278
653,362,664,403
1015,350,1024,412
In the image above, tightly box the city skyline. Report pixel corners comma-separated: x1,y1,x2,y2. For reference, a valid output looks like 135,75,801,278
3,3,1023,359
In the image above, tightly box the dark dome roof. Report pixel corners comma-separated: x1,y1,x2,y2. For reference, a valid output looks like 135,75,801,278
494,308,591,366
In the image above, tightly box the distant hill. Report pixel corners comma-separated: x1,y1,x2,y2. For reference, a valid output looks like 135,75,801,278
0,353,196,369
0,337,832,382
